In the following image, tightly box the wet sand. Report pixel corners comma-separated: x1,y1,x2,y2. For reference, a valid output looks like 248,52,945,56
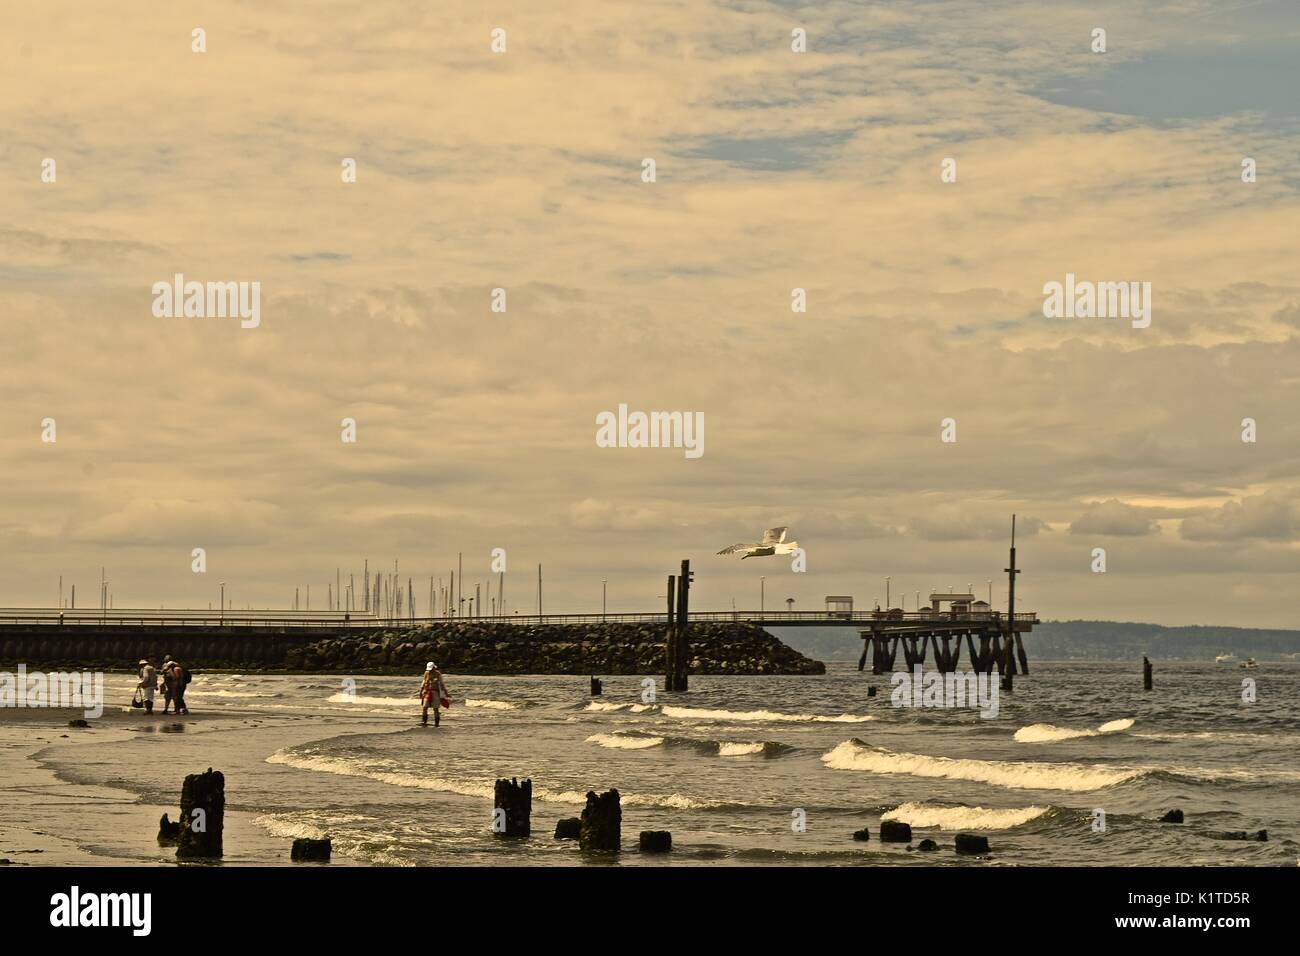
0,706,370,867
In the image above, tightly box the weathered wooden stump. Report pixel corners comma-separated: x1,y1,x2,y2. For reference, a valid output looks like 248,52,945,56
590,676,602,696
1143,657,1153,691
852,827,871,842
157,813,181,845
176,767,224,859
291,837,331,861
493,777,532,838
955,833,990,855
917,838,939,852
639,830,671,853
579,789,621,852
880,820,912,843
68,718,89,728
867,685,877,698
1159,809,1184,824
554,817,581,840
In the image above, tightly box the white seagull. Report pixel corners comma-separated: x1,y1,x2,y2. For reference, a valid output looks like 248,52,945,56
717,526,799,559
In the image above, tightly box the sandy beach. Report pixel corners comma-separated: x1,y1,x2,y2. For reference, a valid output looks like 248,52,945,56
0,702,373,867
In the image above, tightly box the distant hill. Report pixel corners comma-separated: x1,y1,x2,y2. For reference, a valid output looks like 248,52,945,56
767,620,1300,663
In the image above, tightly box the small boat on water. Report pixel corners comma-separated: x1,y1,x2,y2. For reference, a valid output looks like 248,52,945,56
1215,653,1238,664
1239,658,1258,669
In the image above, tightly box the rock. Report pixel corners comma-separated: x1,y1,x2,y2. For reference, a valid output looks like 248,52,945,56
639,830,672,853
68,719,89,728
955,833,990,855
176,767,224,859
493,777,532,838
917,839,939,851
554,818,581,840
579,789,621,852
852,828,871,842
290,837,331,861
157,813,181,845
1159,809,1184,824
867,686,877,697
880,820,912,843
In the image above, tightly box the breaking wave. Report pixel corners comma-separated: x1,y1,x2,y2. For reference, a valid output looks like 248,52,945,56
822,739,1143,792
882,801,1049,830
660,706,874,724
1014,717,1135,743
266,747,737,810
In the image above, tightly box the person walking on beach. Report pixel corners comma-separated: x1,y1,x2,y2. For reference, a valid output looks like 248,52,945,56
171,660,191,715
420,662,448,727
137,659,157,715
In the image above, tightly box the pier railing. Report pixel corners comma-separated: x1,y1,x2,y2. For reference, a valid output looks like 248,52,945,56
0,608,1038,629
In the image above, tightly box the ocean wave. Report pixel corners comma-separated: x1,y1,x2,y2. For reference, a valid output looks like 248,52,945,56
584,702,657,713
882,801,1049,830
586,733,665,750
587,731,791,758
464,699,520,710
252,812,415,867
267,747,736,810
717,742,766,757
660,706,874,724
822,739,1142,792
186,689,280,699
325,692,414,708
1014,717,1135,743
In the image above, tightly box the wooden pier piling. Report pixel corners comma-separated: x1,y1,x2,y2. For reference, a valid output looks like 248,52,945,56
493,777,532,838
176,767,224,859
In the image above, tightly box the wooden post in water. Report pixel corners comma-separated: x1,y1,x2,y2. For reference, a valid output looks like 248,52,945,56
1003,515,1022,689
1143,656,1153,691
493,777,532,838
664,575,677,691
176,768,224,859
674,559,692,691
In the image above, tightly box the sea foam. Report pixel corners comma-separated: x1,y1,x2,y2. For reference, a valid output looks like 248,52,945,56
660,706,873,723
822,740,1142,792
882,801,1048,830
1014,717,1135,743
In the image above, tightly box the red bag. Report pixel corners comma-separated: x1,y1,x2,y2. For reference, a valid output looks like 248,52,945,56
439,697,451,709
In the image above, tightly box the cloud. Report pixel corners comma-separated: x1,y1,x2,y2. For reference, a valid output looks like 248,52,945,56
1180,493,1300,542
910,508,1044,542
1070,499,1161,536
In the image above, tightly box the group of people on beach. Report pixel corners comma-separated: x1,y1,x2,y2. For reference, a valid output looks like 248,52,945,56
135,657,190,715
134,656,444,726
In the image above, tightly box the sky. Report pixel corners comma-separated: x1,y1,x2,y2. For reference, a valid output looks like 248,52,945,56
2,1,1299,628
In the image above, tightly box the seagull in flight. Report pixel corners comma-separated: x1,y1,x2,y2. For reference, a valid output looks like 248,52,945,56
717,527,799,559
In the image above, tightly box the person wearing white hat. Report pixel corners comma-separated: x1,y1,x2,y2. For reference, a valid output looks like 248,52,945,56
419,662,449,727
136,659,157,715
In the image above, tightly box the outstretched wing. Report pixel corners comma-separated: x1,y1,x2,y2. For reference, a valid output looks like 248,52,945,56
717,542,753,555
762,527,789,545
